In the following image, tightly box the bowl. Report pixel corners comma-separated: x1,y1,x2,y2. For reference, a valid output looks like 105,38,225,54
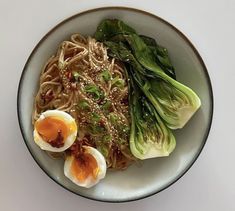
17,7,213,202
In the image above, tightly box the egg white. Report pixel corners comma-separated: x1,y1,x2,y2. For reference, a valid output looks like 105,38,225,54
64,146,107,188
33,110,77,152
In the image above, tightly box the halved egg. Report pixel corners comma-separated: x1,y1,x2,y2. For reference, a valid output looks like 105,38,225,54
34,110,77,152
64,146,107,188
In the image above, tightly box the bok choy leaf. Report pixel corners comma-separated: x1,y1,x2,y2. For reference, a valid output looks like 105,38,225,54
129,75,176,159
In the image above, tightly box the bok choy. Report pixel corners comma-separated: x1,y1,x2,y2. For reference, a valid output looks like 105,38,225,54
129,74,176,159
94,19,201,159
95,19,201,129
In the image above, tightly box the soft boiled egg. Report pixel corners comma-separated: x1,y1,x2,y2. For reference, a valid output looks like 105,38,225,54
34,110,77,152
64,146,107,188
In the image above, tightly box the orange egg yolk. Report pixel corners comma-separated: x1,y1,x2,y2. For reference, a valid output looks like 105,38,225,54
71,153,99,182
35,116,69,147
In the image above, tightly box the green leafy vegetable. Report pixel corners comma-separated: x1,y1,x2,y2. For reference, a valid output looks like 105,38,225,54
77,100,90,111
103,134,112,143
111,76,125,88
91,113,101,122
131,69,201,129
101,100,112,111
87,113,103,134
108,112,118,124
104,41,151,76
129,78,176,159
140,35,176,79
95,19,136,41
94,19,201,160
84,84,104,100
97,145,109,158
95,19,201,129
88,124,105,134
100,69,111,81
96,19,175,78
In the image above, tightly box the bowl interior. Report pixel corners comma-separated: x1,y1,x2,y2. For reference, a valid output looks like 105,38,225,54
18,7,213,202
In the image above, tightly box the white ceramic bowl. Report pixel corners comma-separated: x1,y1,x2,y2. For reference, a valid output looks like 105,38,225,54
17,7,213,202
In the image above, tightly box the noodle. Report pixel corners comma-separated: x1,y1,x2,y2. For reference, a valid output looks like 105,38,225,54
33,34,135,169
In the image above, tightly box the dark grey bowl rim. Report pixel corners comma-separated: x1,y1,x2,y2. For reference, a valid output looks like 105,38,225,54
17,6,214,203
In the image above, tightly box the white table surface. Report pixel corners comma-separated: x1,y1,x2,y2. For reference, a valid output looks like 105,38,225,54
0,0,234,210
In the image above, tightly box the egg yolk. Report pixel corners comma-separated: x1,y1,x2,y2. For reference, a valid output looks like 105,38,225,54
35,116,69,147
71,153,99,182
